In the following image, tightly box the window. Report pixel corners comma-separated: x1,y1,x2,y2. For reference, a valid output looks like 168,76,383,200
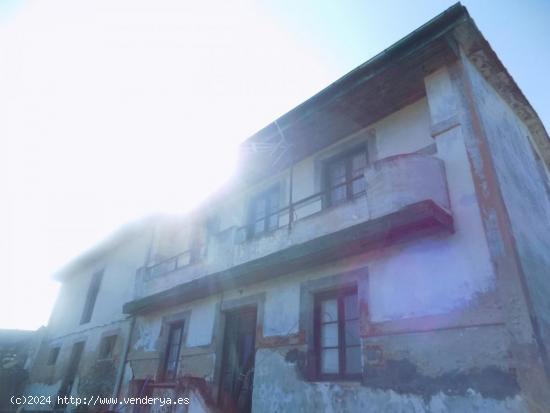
247,186,279,238
324,150,367,207
315,289,361,379
48,347,60,365
80,270,104,325
162,321,185,381
99,335,117,359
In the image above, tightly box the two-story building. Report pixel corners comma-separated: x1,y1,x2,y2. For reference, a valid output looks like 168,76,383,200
24,4,550,413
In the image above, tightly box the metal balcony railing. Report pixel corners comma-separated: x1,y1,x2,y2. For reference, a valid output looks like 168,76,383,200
242,174,366,239
141,176,366,280
146,251,192,279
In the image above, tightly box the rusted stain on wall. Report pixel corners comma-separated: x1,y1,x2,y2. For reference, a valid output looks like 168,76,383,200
363,359,519,401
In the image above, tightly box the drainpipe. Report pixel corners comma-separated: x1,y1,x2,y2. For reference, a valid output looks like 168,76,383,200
274,119,294,231
288,157,294,231
112,315,136,402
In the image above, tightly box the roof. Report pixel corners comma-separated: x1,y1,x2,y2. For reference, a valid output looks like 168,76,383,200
232,2,549,186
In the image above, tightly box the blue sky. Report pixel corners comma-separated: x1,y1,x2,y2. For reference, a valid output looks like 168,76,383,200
1,0,548,330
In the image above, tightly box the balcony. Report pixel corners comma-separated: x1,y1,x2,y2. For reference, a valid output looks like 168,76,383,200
126,153,453,314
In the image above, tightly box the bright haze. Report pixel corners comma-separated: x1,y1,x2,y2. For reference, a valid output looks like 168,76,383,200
1,0,549,330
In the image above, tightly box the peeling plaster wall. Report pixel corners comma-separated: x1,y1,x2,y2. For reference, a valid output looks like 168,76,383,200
464,57,550,364
133,315,163,353
252,348,525,413
123,229,510,409
186,300,216,347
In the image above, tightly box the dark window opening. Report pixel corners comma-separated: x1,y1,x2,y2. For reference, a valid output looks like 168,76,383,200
99,335,117,359
314,289,361,380
247,186,279,238
324,150,367,207
48,347,60,366
162,321,185,381
80,270,104,325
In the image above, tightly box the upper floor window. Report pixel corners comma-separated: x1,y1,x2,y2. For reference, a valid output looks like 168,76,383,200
48,346,60,365
247,186,279,238
314,288,361,380
99,335,117,360
80,270,104,325
324,150,367,207
162,321,185,381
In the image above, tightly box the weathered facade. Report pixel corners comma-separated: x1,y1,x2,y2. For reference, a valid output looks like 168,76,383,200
24,222,153,410
23,4,550,413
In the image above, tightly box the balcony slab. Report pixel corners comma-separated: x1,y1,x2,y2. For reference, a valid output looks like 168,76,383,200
124,199,453,315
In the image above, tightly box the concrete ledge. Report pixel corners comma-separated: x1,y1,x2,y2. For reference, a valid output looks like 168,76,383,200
430,114,461,137
366,153,451,219
123,200,453,315
365,307,504,338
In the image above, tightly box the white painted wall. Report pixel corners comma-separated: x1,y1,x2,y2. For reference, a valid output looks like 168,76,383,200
48,229,151,338
373,98,433,158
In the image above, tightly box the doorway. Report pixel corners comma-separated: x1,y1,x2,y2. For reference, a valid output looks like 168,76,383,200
219,307,257,413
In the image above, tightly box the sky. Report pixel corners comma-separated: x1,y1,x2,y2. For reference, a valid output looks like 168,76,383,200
1,0,549,330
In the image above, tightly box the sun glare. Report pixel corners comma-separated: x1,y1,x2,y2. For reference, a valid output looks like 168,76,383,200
1,0,335,330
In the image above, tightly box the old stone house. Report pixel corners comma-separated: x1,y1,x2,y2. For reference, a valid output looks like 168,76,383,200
23,4,550,413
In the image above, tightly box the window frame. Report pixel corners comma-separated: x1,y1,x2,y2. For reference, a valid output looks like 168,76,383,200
323,148,367,208
313,287,362,381
161,320,185,382
299,268,367,383
247,185,280,239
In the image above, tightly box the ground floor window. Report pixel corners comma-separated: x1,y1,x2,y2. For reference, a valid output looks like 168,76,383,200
315,288,361,379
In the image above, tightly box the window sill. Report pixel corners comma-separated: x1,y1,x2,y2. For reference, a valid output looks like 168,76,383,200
309,376,363,385
245,228,279,242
